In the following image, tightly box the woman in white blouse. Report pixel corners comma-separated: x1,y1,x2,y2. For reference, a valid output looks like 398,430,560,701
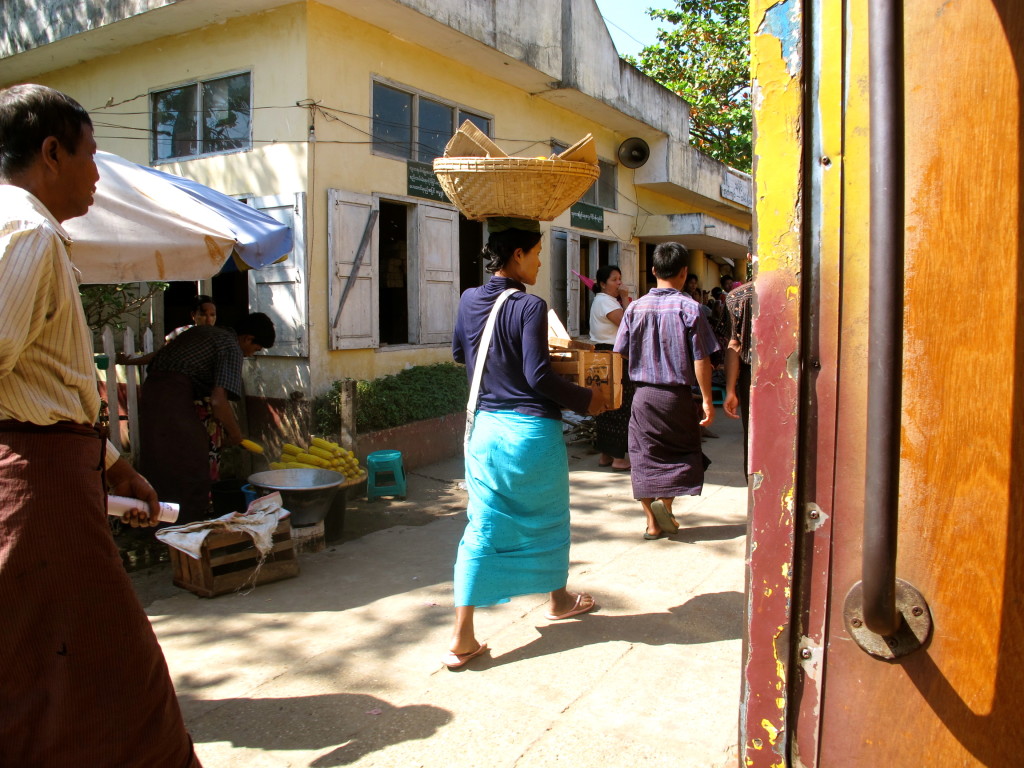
589,265,633,470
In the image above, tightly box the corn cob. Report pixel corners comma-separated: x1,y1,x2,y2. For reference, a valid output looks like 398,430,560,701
295,453,329,468
307,445,334,461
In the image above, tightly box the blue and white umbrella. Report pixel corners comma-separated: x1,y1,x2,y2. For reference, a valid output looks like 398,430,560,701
65,151,293,283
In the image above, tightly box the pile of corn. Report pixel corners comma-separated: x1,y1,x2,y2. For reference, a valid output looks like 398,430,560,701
269,438,364,480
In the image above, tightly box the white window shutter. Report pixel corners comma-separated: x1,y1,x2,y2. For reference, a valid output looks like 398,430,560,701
619,240,639,300
415,204,458,344
328,190,379,350
566,230,581,337
247,193,307,357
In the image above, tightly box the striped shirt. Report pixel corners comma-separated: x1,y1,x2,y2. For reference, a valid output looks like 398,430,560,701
613,287,719,386
0,185,119,466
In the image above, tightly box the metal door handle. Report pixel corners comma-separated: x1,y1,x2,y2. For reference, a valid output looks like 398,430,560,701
842,0,932,660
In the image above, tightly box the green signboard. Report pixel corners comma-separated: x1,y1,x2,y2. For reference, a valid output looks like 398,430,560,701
407,161,449,202
570,202,604,232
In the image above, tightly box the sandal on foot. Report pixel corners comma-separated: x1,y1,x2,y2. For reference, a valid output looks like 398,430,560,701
545,593,596,621
442,643,489,670
651,500,679,533
643,531,666,540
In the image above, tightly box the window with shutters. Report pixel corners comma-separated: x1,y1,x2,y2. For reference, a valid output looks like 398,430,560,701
328,192,482,350
245,194,307,357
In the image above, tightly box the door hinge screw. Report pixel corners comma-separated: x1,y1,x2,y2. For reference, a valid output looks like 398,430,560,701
851,618,863,628
799,648,812,659
911,606,923,617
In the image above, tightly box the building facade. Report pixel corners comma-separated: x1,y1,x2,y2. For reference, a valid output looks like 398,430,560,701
1,0,751,426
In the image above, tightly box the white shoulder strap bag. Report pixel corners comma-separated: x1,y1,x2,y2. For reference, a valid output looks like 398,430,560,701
464,287,520,450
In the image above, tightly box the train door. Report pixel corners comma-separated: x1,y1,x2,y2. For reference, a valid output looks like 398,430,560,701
744,1,1024,765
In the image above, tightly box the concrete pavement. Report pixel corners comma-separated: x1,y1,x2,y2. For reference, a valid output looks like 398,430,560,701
136,411,749,768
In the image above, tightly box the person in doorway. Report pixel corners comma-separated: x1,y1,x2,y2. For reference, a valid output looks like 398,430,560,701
445,218,603,670
117,293,217,366
614,242,719,539
589,264,633,470
139,312,275,524
0,83,202,767
724,263,755,476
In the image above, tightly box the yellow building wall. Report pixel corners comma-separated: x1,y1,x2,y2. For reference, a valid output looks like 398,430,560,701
14,0,748,396
301,1,645,386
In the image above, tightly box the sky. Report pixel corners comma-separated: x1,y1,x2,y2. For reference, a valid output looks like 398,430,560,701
593,0,667,60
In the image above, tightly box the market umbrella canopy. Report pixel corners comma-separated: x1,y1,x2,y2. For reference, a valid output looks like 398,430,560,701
65,151,293,283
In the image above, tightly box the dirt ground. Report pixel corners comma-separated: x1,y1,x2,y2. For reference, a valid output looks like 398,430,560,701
123,463,470,607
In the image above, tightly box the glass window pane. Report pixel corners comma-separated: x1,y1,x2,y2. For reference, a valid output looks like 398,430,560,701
419,99,454,161
598,160,617,209
152,85,197,161
458,110,490,137
373,82,413,159
202,73,251,154
581,178,598,205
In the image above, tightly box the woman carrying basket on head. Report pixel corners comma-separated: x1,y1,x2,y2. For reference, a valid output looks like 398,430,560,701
444,218,603,670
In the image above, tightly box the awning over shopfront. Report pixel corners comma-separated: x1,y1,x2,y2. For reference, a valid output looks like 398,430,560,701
65,151,293,284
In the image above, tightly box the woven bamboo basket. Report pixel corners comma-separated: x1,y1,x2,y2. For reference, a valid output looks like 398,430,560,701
432,157,601,221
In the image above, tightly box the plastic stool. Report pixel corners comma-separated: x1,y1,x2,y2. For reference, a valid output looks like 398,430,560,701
366,449,407,501
711,385,726,406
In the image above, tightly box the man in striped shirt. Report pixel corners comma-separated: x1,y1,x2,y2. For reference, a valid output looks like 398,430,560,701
0,85,201,766
614,242,719,539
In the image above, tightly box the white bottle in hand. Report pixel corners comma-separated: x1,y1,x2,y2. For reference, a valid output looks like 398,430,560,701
107,495,180,524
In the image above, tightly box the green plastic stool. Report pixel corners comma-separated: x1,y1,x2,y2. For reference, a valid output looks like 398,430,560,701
366,449,407,500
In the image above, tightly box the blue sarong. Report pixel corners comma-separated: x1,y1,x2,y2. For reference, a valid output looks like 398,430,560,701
454,410,570,607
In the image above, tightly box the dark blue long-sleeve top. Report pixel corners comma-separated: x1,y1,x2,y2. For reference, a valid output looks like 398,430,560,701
453,276,592,421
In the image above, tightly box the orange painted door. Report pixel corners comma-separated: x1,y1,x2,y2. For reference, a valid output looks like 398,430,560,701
745,1,1024,766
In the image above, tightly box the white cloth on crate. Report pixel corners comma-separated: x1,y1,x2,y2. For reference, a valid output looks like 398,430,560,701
156,491,289,560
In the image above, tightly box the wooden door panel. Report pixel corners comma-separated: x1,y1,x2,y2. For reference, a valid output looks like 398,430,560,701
815,1,1024,765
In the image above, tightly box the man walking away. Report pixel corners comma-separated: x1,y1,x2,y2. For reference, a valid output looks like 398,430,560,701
614,242,719,539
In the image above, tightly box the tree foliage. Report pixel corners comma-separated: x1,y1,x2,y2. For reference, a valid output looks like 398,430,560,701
626,0,751,172
79,282,168,331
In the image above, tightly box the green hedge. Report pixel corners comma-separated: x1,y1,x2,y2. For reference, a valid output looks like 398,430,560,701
313,363,468,435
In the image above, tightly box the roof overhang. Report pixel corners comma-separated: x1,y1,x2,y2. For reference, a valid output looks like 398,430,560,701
636,212,750,265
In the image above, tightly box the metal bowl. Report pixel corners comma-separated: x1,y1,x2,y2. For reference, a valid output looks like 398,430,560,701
248,468,345,527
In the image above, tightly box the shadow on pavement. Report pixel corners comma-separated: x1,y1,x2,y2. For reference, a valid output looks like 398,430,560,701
184,692,451,766
672,523,747,543
482,591,744,667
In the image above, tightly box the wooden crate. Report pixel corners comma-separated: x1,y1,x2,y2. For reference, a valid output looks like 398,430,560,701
169,517,299,598
549,349,623,412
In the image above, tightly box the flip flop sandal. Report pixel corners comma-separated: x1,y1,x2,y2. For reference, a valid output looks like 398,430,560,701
442,643,489,670
545,593,597,621
651,500,680,533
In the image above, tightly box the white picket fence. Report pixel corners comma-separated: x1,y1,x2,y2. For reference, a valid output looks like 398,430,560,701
97,325,155,464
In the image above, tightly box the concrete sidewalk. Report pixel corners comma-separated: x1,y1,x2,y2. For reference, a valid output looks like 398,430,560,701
138,412,749,768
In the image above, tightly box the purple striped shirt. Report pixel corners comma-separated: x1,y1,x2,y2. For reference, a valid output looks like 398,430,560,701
613,287,719,386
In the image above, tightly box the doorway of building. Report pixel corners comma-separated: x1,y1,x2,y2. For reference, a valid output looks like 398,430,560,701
577,236,616,338
378,201,410,346
459,215,484,293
